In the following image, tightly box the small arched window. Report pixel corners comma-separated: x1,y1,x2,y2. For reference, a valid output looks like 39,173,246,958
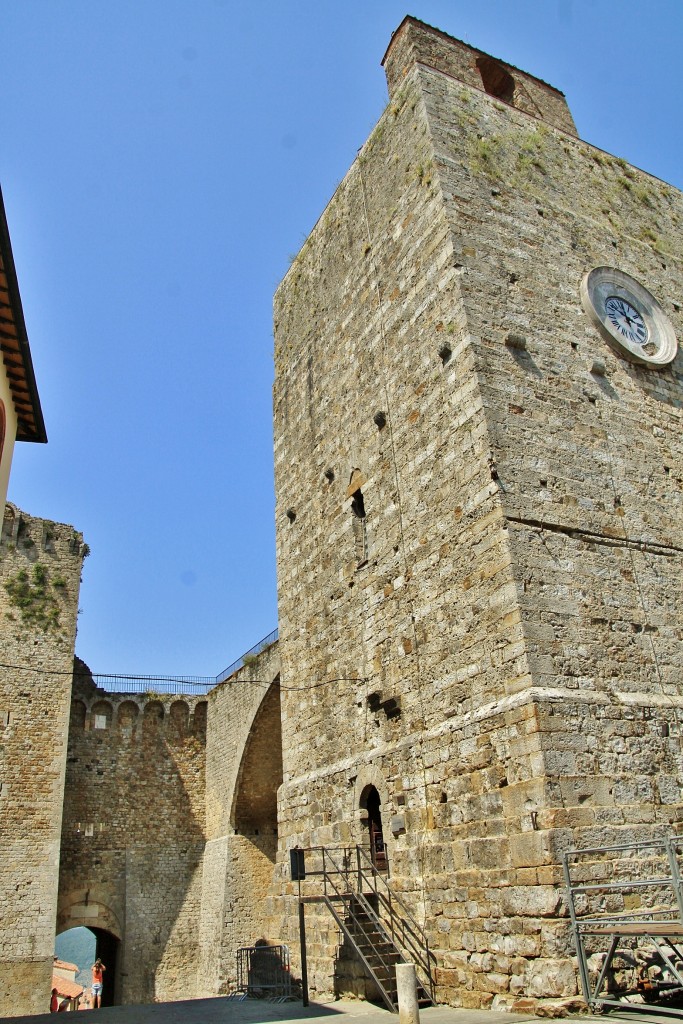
348,470,368,565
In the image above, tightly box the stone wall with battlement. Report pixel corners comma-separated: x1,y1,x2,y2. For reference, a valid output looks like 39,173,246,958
58,663,208,1004
0,504,85,1017
57,641,282,1005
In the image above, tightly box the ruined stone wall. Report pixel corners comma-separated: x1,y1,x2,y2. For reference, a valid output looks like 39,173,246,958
0,504,84,1016
198,643,281,995
58,666,207,1004
271,28,682,1013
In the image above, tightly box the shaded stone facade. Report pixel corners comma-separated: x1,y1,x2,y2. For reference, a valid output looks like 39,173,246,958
198,644,282,996
58,664,209,1005
55,646,282,1007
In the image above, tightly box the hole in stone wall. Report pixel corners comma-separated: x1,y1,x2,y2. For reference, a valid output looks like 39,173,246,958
476,55,515,103
351,487,368,564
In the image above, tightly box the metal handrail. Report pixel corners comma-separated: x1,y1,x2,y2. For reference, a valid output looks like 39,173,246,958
306,845,435,1006
216,628,279,682
319,894,397,1013
78,627,280,694
319,848,402,1012
354,846,435,1002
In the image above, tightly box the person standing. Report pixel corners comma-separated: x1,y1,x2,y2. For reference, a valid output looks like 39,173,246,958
49,988,59,1013
91,958,106,1009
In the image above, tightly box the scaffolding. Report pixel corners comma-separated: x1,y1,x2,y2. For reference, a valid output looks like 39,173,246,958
563,836,683,1016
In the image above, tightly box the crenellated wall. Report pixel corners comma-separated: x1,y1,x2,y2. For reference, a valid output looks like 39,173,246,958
55,641,282,1006
58,663,208,1005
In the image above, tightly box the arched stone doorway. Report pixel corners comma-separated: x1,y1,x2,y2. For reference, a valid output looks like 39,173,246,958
360,784,387,871
55,924,120,1007
56,896,122,1005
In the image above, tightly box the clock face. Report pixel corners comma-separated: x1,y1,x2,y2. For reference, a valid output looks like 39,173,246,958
580,267,678,367
604,296,648,346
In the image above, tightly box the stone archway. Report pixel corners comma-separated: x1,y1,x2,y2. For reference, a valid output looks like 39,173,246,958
231,676,283,846
56,900,122,1006
201,674,283,983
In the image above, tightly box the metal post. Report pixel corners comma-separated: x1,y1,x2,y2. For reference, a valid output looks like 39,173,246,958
562,851,591,1006
665,836,683,923
298,900,309,1007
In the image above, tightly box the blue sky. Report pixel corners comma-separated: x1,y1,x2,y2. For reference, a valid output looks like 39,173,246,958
2,1,682,678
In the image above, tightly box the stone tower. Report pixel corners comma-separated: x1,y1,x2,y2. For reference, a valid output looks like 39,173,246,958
272,17,683,1010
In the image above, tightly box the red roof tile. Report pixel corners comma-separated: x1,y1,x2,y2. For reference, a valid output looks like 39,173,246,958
52,972,83,1000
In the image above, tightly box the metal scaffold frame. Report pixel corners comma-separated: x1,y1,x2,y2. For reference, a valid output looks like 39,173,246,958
230,944,293,1003
563,835,683,1016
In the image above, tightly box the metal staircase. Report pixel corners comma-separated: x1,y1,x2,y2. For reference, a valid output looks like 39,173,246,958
300,846,435,1012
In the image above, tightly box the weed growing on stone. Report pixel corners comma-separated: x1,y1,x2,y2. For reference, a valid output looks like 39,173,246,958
4,562,62,633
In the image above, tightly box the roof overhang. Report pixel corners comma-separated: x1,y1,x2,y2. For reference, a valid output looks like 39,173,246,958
0,185,47,443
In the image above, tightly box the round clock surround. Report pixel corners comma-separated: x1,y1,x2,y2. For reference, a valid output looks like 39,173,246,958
580,267,678,368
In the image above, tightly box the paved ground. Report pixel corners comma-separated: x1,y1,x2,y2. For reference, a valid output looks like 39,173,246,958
2,999,593,1024
2,997,595,1024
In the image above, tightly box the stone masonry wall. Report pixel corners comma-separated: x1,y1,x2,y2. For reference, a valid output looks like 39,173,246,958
417,47,683,857
0,504,84,1017
198,642,281,995
271,27,682,1013
58,664,207,1004
272,63,523,1003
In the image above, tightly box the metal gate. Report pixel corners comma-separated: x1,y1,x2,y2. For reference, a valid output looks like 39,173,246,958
233,944,292,1001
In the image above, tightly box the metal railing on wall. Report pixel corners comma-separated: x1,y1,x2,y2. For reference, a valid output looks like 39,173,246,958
216,628,279,682
79,627,279,695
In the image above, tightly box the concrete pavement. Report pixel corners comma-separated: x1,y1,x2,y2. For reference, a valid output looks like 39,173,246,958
1,997,596,1024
